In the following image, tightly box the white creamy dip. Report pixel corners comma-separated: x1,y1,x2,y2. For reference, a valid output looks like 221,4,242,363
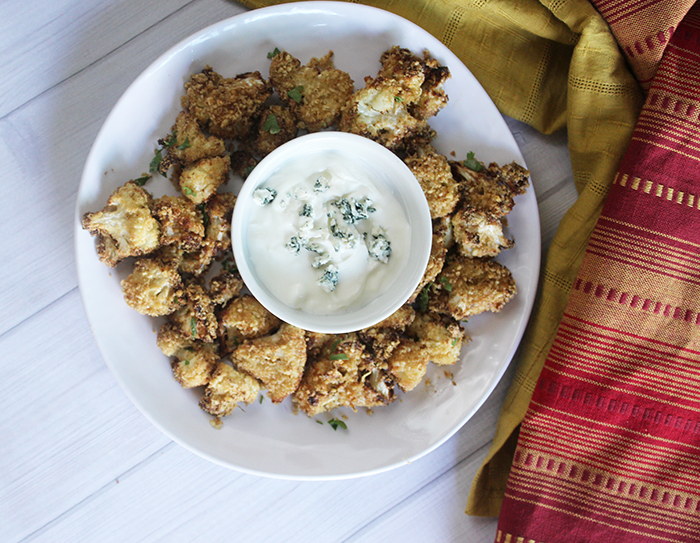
245,151,411,315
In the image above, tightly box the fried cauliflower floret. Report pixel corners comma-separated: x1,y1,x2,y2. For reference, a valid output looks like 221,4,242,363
411,52,450,120
407,312,467,366
293,334,395,416
208,269,243,306
410,218,450,303
178,155,230,205
230,149,258,180
387,338,430,392
428,254,517,320
404,142,459,219
171,341,219,388
269,50,354,131
163,111,225,168
253,104,297,156
233,323,306,403
358,304,415,360
81,181,161,266
451,159,530,218
181,67,272,139
204,192,237,253
153,195,204,251
120,257,185,317
219,294,281,355
168,280,218,343
156,321,192,356
199,361,260,416
378,46,427,103
339,76,428,150
451,206,513,258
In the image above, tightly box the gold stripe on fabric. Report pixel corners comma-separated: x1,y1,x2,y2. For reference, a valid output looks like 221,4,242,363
601,215,700,249
506,464,700,536
631,136,700,162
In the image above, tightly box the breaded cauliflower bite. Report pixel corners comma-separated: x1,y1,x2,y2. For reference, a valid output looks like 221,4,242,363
181,67,272,140
171,341,219,388
162,111,225,171
358,304,415,361
253,104,297,156
167,280,219,343
406,312,467,366
218,294,281,355
153,195,204,251
387,338,430,392
428,254,517,320
404,141,459,219
293,333,395,416
82,181,161,266
199,361,260,417
451,205,514,258
410,218,450,303
121,257,184,317
207,270,244,307
269,50,354,131
233,323,306,403
178,155,230,205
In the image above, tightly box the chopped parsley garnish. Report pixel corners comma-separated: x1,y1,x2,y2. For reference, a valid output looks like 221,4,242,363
177,136,191,150
259,395,264,404
452,337,459,346
417,283,431,312
330,339,341,353
267,47,281,59
394,95,404,102
328,418,347,431
330,353,349,361
464,151,484,172
316,420,324,425
190,317,197,338
183,187,196,197
184,360,190,366
440,277,453,291
133,173,151,187
163,132,178,148
262,113,281,134
287,85,304,103
149,148,163,175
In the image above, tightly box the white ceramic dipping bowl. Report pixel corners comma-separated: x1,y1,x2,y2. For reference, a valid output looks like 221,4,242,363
232,131,432,333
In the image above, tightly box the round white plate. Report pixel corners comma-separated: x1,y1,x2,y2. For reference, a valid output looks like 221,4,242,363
75,1,540,479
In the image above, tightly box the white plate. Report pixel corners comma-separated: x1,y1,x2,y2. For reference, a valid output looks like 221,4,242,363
75,1,540,480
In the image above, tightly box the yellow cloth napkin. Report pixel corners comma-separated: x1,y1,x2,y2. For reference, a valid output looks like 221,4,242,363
236,0,643,515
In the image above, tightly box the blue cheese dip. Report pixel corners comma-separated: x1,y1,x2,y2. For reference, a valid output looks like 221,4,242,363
246,151,411,315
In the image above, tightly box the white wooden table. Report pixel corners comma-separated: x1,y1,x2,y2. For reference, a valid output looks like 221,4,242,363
1,1,577,541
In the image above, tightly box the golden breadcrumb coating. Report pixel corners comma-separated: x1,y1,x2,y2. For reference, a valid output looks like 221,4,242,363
410,218,450,303
81,181,161,267
153,195,204,251
406,312,467,366
387,338,429,392
199,361,260,416
204,192,237,253
253,104,297,156
451,205,513,258
233,323,306,403
171,341,219,388
120,257,185,317
156,321,192,357
293,334,395,416
230,149,258,180
411,53,450,120
181,67,272,139
404,142,459,219
358,304,415,361
377,46,426,102
168,280,218,343
208,270,244,307
219,294,281,355
269,50,354,131
178,155,230,205
163,111,225,168
451,160,530,218
429,254,517,320
339,76,428,150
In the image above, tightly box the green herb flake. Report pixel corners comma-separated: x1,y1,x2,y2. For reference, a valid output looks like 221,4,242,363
328,418,347,431
177,136,191,150
190,317,198,338
183,187,196,197
440,277,453,292
149,148,163,175
330,339,341,353
163,131,178,148
262,113,281,135
184,360,190,366
133,174,151,187
198,203,210,229
394,95,404,102
287,86,304,104
330,353,349,361
452,337,459,347
267,47,281,59
259,395,264,404
417,283,431,312
316,420,324,425
464,151,484,172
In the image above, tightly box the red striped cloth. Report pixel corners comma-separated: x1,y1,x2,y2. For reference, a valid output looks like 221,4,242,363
495,4,700,542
